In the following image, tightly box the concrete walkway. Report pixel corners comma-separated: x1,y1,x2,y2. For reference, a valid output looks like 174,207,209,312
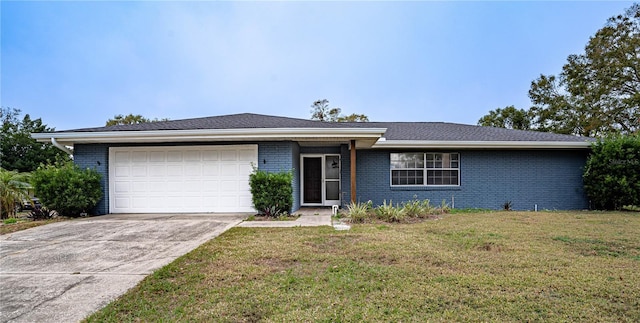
0,213,246,323
237,207,333,228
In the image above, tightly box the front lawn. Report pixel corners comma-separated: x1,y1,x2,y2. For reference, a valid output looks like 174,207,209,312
86,211,640,322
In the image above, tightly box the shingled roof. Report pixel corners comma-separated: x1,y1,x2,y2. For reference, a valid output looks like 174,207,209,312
61,113,590,143
66,113,362,132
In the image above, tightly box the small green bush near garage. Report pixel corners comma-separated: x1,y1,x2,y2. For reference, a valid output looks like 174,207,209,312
249,169,293,217
31,162,102,217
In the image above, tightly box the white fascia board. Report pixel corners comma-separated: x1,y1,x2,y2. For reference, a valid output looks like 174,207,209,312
372,140,593,149
31,128,387,144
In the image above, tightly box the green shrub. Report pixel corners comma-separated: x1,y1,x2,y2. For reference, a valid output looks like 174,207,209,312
3,218,17,224
249,169,293,217
375,200,406,222
439,199,451,214
401,197,434,218
346,201,372,223
345,198,451,224
31,162,103,217
583,134,640,210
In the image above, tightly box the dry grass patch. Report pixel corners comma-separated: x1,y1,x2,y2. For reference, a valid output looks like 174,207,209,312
85,211,640,322
0,217,68,235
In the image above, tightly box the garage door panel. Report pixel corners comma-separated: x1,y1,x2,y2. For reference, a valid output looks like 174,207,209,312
220,163,238,174
202,180,219,192
167,151,182,162
114,198,130,209
239,149,257,160
149,165,166,176
184,180,201,192
167,165,183,176
114,166,129,177
132,182,147,192
219,195,239,207
132,197,149,208
148,181,167,192
149,151,165,162
114,151,129,162
114,182,130,193
147,197,165,207
110,145,257,213
203,165,219,176
220,150,237,161
132,152,147,162
184,151,201,161
239,166,253,177
185,165,202,176
131,166,147,177
203,151,219,161
239,195,253,207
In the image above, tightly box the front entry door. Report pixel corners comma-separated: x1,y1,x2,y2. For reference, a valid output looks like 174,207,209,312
302,155,341,206
302,157,322,204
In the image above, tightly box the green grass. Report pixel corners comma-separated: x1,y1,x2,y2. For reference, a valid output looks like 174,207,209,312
85,211,640,322
0,217,68,235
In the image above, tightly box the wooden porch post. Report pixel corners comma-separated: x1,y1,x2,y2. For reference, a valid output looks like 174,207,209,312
350,140,356,203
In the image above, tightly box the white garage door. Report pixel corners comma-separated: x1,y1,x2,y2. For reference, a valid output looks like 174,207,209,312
109,145,257,213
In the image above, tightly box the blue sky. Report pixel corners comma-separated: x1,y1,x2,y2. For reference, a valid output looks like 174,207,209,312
1,1,634,131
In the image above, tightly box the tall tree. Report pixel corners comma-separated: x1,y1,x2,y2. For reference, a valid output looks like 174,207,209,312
0,107,70,173
336,113,369,122
479,4,640,136
477,105,532,130
310,99,368,122
106,114,169,126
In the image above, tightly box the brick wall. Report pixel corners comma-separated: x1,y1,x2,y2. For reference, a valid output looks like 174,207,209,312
73,142,585,213
351,149,589,210
340,144,351,207
292,143,300,211
257,141,299,212
73,144,110,215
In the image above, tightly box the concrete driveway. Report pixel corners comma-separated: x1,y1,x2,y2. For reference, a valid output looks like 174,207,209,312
0,213,246,323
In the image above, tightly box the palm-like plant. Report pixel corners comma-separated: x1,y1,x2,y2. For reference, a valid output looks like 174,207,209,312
0,168,31,219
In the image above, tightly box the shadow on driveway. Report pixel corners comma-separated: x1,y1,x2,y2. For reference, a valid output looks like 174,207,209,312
0,213,247,323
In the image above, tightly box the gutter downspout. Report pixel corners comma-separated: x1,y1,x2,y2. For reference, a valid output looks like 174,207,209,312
51,138,74,156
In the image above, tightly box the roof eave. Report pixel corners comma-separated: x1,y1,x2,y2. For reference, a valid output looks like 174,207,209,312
31,128,387,145
372,140,593,149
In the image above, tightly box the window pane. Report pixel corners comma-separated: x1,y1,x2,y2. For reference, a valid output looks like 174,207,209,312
325,156,340,179
426,153,460,168
326,181,340,200
427,170,459,185
391,153,424,169
392,170,424,185
449,153,459,168
426,153,434,168
427,153,443,168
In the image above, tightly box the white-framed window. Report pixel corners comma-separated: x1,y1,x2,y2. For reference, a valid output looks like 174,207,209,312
390,152,459,186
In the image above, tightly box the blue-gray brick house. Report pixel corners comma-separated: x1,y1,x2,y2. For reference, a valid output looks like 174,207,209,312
32,113,593,214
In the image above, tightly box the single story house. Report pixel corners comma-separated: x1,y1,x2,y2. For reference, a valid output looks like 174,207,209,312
32,113,594,214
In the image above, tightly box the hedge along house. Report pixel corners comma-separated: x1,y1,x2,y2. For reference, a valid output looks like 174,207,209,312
32,113,593,215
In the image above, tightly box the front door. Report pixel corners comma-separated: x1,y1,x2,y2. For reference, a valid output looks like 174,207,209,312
301,155,341,206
